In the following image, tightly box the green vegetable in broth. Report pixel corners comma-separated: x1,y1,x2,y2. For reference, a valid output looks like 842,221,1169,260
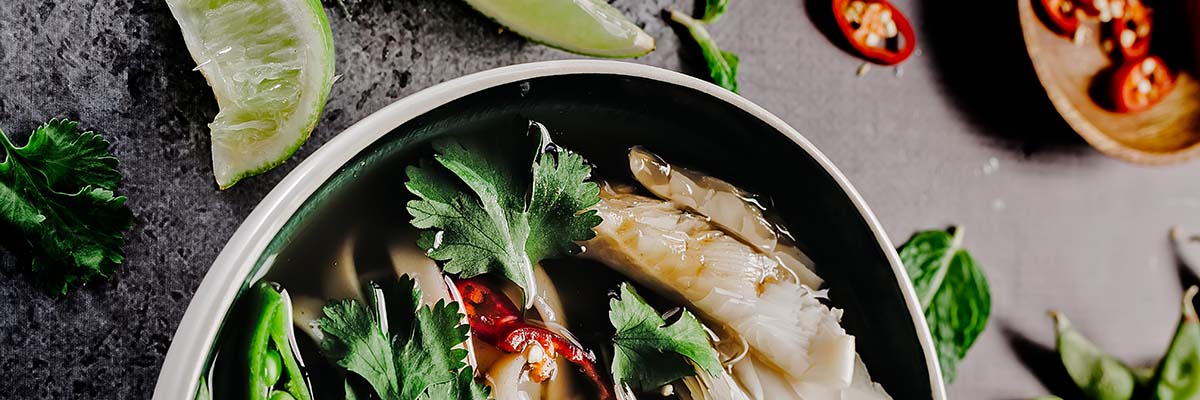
318,276,488,400
609,283,722,391
404,122,601,307
211,282,312,400
1151,286,1200,400
0,119,132,295
668,10,740,93
1053,312,1137,400
899,227,990,383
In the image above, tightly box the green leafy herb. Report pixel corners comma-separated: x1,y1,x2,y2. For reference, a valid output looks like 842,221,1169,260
899,227,990,383
609,283,722,391
405,122,601,305
668,9,739,93
702,0,729,22
1151,286,1200,400
1052,311,1137,400
318,276,488,400
0,119,133,295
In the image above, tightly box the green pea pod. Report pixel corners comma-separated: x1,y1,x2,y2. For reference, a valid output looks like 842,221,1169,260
1151,286,1200,400
1053,311,1137,400
213,281,312,400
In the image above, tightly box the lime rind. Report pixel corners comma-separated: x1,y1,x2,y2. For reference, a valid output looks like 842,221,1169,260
463,0,655,58
166,0,336,189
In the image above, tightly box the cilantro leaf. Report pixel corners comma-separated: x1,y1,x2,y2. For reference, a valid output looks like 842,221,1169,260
405,122,601,303
319,276,486,400
609,283,722,391
668,9,740,93
0,119,133,295
422,367,490,400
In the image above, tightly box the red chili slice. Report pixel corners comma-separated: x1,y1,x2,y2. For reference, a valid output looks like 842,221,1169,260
1109,0,1151,59
453,278,614,400
1110,56,1174,113
832,0,916,65
1037,0,1084,35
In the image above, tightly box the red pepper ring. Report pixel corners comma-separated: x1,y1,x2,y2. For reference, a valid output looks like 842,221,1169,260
832,0,916,65
453,277,615,400
1110,56,1174,113
1036,0,1084,36
1109,0,1152,60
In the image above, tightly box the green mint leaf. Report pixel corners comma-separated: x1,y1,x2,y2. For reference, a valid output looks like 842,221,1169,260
318,276,479,400
899,227,990,383
668,9,739,93
702,0,729,22
609,283,722,391
1052,312,1137,400
1151,286,1200,399
405,122,601,303
0,119,133,295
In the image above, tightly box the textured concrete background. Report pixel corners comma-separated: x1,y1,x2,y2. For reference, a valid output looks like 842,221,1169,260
1,0,1199,398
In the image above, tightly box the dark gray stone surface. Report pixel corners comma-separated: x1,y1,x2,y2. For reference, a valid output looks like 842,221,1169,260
1,0,1198,398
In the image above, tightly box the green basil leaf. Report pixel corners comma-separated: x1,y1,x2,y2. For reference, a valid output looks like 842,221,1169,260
1151,286,1200,400
702,0,729,22
899,227,990,383
1053,312,1137,400
668,9,739,93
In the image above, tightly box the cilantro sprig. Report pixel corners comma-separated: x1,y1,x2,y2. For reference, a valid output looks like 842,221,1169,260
404,122,601,306
0,119,133,295
318,276,488,400
609,283,723,391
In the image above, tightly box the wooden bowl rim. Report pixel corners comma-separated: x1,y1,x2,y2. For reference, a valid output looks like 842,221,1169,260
1018,0,1200,165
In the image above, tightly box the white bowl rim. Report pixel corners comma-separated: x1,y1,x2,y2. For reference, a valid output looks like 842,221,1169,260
153,59,946,400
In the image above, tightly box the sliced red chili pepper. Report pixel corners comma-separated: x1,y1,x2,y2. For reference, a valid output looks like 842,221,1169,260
832,0,916,65
453,277,614,400
455,278,523,343
1110,56,1174,113
499,326,613,400
1036,0,1084,36
1109,0,1151,59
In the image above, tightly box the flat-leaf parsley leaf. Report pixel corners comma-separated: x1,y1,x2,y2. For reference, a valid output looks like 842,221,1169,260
609,283,722,391
0,119,133,295
405,121,601,306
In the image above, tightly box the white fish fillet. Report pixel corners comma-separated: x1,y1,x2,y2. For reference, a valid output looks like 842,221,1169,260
583,189,890,399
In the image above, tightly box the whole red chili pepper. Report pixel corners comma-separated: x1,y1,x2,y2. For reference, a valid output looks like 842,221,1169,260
454,278,614,400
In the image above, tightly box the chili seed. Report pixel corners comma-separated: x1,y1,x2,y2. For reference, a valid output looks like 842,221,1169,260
856,63,872,77
1060,1,1073,13
866,33,883,47
1137,80,1152,94
1111,0,1125,18
1141,58,1156,74
1073,27,1088,45
885,20,898,37
1120,30,1136,48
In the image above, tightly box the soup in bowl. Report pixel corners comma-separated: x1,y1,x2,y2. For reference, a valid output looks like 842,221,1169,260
154,61,943,400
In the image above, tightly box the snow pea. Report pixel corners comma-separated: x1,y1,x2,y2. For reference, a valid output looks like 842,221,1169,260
212,281,312,400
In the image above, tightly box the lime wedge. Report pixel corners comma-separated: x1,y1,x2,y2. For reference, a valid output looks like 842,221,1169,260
166,0,335,189
464,0,655,58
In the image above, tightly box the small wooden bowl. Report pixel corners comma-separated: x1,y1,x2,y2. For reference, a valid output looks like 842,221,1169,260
1018,0,1200,164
